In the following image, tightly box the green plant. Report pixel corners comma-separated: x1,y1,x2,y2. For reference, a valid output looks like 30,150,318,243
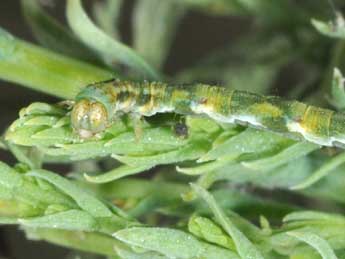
1,0,345,258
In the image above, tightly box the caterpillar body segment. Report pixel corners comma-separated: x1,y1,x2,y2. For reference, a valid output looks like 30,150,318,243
71,79,345,147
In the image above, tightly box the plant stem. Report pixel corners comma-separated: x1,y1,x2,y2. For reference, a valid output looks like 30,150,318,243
0,28,116,99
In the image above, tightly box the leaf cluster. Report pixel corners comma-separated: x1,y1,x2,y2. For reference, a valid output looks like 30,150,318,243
1,0,345,259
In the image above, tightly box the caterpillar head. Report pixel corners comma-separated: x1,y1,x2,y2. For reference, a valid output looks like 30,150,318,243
71,99,109,138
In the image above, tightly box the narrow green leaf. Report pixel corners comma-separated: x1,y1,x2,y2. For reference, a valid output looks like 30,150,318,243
112,142,207,167
6,142,41,169
208,154,313,189
66,0,159,80
96,178,188,200
19,209,97,231
32,127,75,144
133,0,185,69
25,228,122,256
0,161,23,189
312,13,345,39
34,127,190,161
114,227,240,259
93,0,123,39
27,169,113,217
84,165,153,183
24,116,59,127
242,142,319,171
6,125,51,147
330,68,345,110
187,116,221,135
0,27,114,99
287,231,338,259
114,227,204,259
283,211,345,224
259,215,272,235
291,152,345,190
188,215,235,250
191,184,264,259
115,246,169,259
19,102,66,117
104,127,188,148
21,0,97,61
200,128,291,162
177,155,237,175
0,162,80,218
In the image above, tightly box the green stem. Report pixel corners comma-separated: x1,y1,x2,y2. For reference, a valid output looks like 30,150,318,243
0,28,115,99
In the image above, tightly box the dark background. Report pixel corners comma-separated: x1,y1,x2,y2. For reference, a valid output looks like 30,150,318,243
0,0,246,258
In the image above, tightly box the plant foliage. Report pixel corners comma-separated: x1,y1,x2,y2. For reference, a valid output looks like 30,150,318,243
1,0,345,258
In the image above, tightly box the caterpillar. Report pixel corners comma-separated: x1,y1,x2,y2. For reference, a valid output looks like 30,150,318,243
71,79,345,147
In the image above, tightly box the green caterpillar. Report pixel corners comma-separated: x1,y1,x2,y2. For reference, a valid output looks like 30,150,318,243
71,79,345,147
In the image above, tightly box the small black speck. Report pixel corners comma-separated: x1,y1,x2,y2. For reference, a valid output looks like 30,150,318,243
174,122,189,138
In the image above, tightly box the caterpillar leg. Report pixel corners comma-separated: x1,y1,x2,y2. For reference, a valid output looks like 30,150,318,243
129,113,143,142
57,100,75,110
